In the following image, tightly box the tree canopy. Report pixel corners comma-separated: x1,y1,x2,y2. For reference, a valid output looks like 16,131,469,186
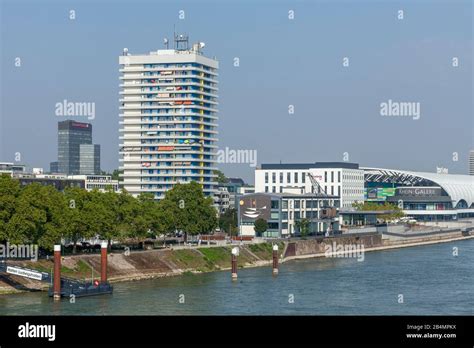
352,201,404,221
254,218,268,236
0,175,218,252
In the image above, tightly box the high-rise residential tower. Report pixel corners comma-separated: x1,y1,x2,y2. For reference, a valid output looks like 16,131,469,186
119,35,219,199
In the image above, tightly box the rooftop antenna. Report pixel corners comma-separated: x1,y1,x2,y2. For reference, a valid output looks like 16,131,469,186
163,38,169,49
174,32,189,51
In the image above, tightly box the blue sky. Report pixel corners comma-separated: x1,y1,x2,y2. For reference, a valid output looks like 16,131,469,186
0,0,472,183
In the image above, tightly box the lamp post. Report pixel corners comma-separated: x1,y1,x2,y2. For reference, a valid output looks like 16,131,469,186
272,244,279,275
231,247,239,280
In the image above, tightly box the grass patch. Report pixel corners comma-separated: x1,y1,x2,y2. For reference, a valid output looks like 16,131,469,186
168,249,212,271
199,247,230,264
246,242,286,260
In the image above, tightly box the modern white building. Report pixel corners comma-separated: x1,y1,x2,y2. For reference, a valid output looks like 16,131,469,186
68,175,120,192
119,34,219,199
239,188,340,238
363,167,474,221
0,162,26,176
214,186,230,215
255,162,365,209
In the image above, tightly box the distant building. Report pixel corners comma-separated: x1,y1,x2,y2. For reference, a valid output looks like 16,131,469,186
238,190,340,238
215,178,254,213
79,144,100,175
15,173,119,192
214,186,230,214
469,150,474,176
55,120,101,175
69,174,119,192
17,175,85,191
50,161,59,173
0,162,26,176
239,186,255,195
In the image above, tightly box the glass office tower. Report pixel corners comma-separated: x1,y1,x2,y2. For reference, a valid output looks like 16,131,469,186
80,144,101,175
57,120,96,175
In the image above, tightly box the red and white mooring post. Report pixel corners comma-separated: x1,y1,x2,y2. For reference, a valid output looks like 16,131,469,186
53,244,61,300
100,241,108,284
231,247,239,280
272,244,279,275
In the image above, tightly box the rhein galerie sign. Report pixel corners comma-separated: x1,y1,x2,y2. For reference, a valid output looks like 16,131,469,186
397,187,441,197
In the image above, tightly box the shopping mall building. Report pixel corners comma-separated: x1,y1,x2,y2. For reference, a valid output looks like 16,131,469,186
363,167,474,221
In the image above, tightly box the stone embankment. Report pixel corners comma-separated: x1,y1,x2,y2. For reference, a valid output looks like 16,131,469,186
1,228,472,295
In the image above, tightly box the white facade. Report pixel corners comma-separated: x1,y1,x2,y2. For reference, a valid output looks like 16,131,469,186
119,41,219,199
0,162,26,176
255,163,365,209
68,175,120,192
239,192,340,237
214,186,230,214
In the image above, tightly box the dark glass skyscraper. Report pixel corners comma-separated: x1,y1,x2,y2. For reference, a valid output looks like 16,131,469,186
79,144,101,175
57,120,100,175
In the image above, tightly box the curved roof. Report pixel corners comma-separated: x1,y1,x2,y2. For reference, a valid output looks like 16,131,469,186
362,167,474,207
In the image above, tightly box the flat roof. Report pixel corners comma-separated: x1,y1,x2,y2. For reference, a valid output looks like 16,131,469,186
241,192,339,199
260,162,359,170
340,209,398,215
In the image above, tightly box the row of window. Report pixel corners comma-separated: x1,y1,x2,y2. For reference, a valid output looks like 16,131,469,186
265,185,342,196
141,86,214,93
265,171,308,184
264,171,342,184
142,109,214,115
142,63,215,73
141,154,211,160
403,203,452,210
263,170,364,185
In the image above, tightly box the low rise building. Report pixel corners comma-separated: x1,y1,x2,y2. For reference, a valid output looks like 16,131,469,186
238,188,340,238
0,162,26,176
255,162,364,209
214,186,230,214
13,173,119,192
363,167,474,221
69,174,120,192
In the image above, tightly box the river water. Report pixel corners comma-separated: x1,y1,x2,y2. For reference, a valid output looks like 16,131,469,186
0,239,472,315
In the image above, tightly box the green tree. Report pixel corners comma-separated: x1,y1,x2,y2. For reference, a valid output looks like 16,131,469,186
5,184,65,250
218,208,238,236
254,218,268,236
112,169,122,181
0,175,21,242
63,187,98,253
352,201,404,222
96,189,132,248
214,170,228,184
37,186,68,249
295,218,310,238
160,181,218,241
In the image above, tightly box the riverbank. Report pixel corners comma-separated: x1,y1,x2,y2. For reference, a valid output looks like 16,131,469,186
0,229,472,295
